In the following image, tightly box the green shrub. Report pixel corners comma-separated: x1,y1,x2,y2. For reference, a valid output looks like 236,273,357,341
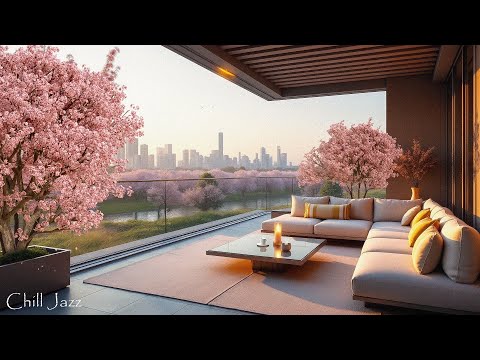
0,247,49,266
319,181,344,197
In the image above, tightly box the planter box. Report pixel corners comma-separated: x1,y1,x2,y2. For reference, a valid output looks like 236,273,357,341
0,246,70,310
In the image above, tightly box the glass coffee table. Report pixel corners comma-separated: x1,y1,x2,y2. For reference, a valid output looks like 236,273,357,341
206,233,326,272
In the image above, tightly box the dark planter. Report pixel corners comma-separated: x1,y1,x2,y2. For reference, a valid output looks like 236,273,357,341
0,246,70,310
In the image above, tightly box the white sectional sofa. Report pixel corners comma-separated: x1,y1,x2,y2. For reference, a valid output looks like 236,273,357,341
261,196,480,314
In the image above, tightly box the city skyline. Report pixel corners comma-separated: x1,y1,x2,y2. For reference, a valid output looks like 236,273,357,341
120,131,293,170
5,45,386,165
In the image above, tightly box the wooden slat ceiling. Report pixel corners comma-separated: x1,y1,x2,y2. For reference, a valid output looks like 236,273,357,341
219,45,440,89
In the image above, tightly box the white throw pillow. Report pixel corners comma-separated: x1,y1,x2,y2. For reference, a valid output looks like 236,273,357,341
401,205,421,226
291,195,329,217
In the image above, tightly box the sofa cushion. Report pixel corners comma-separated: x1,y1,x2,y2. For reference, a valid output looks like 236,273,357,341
411,208,431,227
412,225,444,274
304,203,351,219
352,251,480,313
408,217,439,247
361,237,412,255
329,197,374,221
262,214,321,234
291,195,329,217
373,198,423,222
423,198,445,217
441,216,480,283
314,219,372,240
401,205,421,226
432,209,456,230
367,222,410,240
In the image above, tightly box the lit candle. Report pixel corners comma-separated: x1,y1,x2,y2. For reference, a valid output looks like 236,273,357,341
274,222,282,247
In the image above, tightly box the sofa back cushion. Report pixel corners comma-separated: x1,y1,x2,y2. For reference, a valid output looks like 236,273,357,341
304,203,351,220
441,216,480,283
291,195,329,217
329,197,374,221
373,198,423,222
432,209,455,230
423,198,447,217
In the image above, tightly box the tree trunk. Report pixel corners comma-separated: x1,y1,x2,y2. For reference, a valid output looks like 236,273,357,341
0,223,16,254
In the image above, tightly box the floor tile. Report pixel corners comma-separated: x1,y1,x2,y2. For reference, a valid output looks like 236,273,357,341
174,303,252,315
114,295,188,315
79,287,143,313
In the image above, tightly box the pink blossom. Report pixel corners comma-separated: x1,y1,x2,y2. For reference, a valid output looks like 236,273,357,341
298,119,402,198
0,45,143,254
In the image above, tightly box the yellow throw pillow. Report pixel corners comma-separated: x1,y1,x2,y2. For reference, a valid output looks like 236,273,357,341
412,225,444,274
411,208,431,227
408,217,439,247
401,205,422,226
304,203,351,220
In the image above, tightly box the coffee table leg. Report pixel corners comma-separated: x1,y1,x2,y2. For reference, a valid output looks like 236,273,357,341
252,260,286,272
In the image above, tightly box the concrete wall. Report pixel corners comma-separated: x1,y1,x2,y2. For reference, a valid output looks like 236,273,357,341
386,75,446,204
474,45,480,231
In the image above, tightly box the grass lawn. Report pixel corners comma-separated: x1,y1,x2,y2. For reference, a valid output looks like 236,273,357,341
32,209,250,257
97,197,158,215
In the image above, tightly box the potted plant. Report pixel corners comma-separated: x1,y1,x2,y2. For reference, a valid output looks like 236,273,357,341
0,46,143,309
395,139,437,200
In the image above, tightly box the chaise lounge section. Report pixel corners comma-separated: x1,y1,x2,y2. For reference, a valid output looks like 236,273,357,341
261,196,480,314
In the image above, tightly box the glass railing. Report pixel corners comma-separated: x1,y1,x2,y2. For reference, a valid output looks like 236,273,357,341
31,176,300,257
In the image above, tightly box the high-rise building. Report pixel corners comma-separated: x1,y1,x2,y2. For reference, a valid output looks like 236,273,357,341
218,132,223,161
126,138,139,169
157,144,176,169
148,154,155,169
182,149,190,168
260,147,267,168
140,144,149,169
281,153,288,168
276,146,281,168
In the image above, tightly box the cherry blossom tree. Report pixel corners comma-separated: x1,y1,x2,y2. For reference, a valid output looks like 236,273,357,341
0,46,143,254
146,182,184,216
298,119,402,198
183,185,225,211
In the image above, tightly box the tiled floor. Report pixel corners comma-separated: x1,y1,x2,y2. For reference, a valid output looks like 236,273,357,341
0,216,267,315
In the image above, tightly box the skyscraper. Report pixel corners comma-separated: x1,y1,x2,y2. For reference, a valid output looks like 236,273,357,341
281,153,287,168
182,149,190,168
126,138,139,169
148,154,155,169
156,144,176,169
276,146,281,168
140,144,149,169
260,147,267,168
218,132,223,161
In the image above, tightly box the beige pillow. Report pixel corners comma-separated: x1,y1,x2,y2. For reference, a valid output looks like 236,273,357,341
412,225,444,274
422,198,445,217
329,197,374,221
401,205,421,226
373,198,423,222
291,195,329,217
441,217,480,283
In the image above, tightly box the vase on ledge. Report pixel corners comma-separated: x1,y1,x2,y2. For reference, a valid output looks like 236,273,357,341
410,187,421,200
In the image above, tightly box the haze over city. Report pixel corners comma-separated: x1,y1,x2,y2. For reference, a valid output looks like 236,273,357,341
6,45,386,165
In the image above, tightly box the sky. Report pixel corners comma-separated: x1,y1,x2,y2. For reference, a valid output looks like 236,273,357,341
7,45,386,165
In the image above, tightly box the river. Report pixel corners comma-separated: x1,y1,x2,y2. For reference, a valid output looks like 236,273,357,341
104,195,292,222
